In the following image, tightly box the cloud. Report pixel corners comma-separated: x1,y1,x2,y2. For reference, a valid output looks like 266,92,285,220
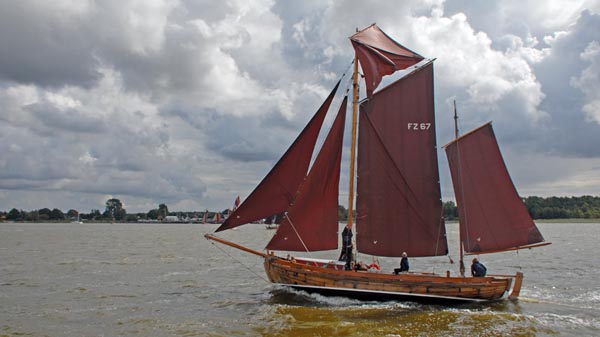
532,9,600,158
0,1,100,87
444,0,599,42
571,40,600,124
0,66,205,211
0,1,599,213
404,9,548,131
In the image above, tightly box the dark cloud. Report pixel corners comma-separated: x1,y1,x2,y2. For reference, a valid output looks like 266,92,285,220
26,104,107,135
534,10,600,157
0,2,100,88
0,1,598,213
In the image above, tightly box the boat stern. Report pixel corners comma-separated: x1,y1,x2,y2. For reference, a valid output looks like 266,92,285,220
508,271,524,300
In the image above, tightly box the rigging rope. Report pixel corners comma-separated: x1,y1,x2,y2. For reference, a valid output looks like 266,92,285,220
343,61,355,94
284,213,317,264
205,236,270,284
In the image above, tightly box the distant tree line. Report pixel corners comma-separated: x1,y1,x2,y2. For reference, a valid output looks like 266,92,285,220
338,205,352,221
1,198,229,223
441,196,600,220
522,196,600,219
3,196,599,222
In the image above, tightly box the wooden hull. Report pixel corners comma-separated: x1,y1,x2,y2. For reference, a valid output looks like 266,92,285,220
264,256,520,303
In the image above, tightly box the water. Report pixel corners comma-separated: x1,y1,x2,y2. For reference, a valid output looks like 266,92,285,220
1,222,599,336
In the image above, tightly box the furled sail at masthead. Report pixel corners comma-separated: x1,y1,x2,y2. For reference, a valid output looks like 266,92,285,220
350,24,424,97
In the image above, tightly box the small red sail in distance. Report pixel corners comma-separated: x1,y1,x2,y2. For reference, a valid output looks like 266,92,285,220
233,195,240,211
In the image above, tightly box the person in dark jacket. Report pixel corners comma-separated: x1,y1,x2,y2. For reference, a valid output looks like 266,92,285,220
394,252,409,274
471,258,487,277
338,226,353,270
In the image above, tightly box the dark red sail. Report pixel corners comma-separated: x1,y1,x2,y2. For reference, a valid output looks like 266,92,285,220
351,24,423,97
266,97,347,251
356,62,448,257
444,123,546,254
216,81,340,232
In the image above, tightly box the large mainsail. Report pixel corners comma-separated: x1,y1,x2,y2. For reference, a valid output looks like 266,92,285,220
444,123,546,254
216,81,340,232
356,62,448,257
267,97,347,251
350,24,424,97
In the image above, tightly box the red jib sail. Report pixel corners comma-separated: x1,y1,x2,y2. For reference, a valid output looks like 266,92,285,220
444,122,546,254
267,97,347,251
350,24,424,97
215,81,340,232
356,62,448,257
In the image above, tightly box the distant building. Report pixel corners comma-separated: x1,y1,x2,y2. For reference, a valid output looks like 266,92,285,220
164,215,179,222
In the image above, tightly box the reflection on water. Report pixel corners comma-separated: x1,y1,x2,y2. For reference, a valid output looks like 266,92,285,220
256,288,546,337
1,222,599,336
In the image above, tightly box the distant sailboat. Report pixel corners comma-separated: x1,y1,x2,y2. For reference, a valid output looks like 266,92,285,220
206,24,550,302
71,213,83,224
264,213,283,230
233,196,240,212
212,212,223,224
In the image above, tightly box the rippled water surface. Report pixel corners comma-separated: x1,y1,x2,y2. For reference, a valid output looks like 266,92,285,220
1,222,599,336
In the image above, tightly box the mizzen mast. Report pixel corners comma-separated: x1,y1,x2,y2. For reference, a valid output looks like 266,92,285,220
453,100,466,277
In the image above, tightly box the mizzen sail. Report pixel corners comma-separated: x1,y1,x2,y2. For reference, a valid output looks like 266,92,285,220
444,122,546,254
356,62,448,257
216,81,340,232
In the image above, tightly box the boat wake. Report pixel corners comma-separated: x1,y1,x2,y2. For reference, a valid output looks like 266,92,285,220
266,285,424,309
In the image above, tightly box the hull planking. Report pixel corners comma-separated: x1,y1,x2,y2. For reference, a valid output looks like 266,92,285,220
264,255,520,303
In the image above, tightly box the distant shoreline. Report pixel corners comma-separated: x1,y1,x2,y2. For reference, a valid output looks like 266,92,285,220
444,218,600,224
534,218,600,223
2,218,600,224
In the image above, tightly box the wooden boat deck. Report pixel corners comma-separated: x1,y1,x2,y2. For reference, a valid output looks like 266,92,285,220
264,256,516,302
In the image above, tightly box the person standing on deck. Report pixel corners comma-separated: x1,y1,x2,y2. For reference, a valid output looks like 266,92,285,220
339,226,353,270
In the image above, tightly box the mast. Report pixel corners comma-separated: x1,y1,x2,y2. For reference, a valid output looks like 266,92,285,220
346,52,359,231
454,100,465,276
453,100,459,139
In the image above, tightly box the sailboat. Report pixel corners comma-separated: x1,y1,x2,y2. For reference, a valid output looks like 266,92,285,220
212,212,223,224
71,213,83,224
264,213,283,230
205,24,550,302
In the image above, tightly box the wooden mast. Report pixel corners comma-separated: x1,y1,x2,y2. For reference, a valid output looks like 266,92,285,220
346,50,360,231
453,100,466,277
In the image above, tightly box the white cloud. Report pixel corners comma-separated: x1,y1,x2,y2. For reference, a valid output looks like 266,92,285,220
406,10,548,123
93,0,180,55
571,40,600,124
0,1,599,213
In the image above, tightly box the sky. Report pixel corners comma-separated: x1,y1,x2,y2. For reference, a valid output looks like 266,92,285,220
1,0,599,213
